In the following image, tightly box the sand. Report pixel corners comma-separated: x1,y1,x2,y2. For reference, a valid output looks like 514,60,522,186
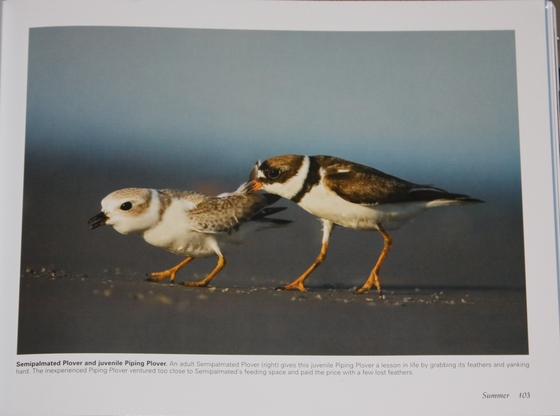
17,158,528,357
17,269,528,356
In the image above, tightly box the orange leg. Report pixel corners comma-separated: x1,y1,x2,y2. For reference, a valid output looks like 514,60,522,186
284,219,333,292
284,240,329,291
181,254,226,287
356,227,392,296
148,257,194,282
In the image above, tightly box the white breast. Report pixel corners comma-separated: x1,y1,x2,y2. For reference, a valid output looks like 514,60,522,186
142,199,218,258
298,181,430,231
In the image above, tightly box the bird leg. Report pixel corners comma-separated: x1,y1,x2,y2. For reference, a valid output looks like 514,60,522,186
284,241,329,291
284,219,333,291
356,226,392,296
148,257,194,282
182,254,226,287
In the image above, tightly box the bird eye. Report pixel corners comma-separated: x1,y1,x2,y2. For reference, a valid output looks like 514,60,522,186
267,168,281,179
120,202,133,211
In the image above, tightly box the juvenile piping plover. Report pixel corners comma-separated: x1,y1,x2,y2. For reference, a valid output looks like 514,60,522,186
251,154,483,295
88,182,290,287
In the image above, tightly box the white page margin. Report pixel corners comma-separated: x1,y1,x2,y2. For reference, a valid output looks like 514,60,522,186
1,1,559,415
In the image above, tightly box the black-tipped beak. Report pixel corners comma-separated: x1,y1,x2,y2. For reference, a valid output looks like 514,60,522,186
88,212,108,230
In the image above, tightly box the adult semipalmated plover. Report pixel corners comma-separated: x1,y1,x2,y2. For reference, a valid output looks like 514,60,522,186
88,182,290,287
251,155,483,295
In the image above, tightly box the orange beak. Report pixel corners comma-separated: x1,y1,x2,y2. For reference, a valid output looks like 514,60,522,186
251,180,263,192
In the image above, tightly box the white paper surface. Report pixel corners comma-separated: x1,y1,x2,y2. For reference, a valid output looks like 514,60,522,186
1,1,559,415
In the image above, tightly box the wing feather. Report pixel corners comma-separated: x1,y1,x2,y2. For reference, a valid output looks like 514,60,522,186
318,156,476,205
320,157,415,204
188,193,269,233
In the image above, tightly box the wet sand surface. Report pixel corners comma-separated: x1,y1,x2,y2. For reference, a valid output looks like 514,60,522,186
17,159,528,357
18,270,528,356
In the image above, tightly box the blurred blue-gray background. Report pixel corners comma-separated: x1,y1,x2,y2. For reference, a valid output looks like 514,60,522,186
21,27,523,290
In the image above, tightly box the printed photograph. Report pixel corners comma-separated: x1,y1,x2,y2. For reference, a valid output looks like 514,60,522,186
18,27,527,355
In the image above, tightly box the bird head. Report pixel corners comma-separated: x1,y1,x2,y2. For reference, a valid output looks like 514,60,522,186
88,188,159,235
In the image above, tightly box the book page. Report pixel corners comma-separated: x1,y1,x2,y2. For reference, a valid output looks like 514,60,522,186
1,0,559,414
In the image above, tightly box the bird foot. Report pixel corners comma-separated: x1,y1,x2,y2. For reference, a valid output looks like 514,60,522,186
355,284,383,297
181,280,210,287
355,286,369,294
147,271,175,282
282,281,308,292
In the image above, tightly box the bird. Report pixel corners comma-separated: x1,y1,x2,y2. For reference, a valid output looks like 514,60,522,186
88,181,290,287
250,154,483,295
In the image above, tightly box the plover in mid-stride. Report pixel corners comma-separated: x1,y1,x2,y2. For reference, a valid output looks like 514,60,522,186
88,182,290,287
251,154,483,295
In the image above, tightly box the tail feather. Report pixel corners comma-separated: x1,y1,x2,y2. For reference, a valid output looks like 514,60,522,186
261,193,281,205
408,187,483,204
227,179,284,209
223,181,282,206
251,206,292,225
249,161,261,181
219,178,291,226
